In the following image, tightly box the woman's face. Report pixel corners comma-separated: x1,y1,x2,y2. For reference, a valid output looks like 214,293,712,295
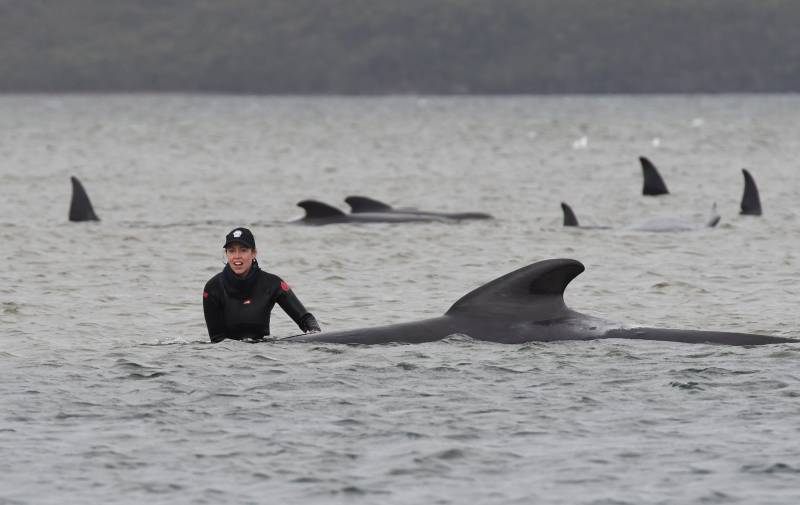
225,244,256,277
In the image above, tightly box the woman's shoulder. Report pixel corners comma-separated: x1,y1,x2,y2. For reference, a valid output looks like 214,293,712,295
257,271,296,296
204,271,224,291
258,270,284,284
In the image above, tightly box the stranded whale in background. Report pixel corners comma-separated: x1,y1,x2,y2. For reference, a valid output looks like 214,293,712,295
344,195,493,221
294,200,451,225
285,259,795,346
640,157,764,216
562,166,765,230
560,202,720,232
69,176,100,222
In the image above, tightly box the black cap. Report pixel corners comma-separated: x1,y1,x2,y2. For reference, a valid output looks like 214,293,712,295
224,227,256,249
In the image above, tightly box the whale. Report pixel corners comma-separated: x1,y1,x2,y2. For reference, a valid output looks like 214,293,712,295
560,202,611,229
641,159,763,217
641,156,669,196
344,195,493,220
740,169,762,216
69,176,100,222
294,200,450,225
284,258,794,346
560,202,720,232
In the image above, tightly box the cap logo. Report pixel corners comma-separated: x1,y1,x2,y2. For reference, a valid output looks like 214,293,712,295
233,230,243,238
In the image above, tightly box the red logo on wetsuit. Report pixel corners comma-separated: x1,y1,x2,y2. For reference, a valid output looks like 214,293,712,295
280,281,290,292
203,291,209,299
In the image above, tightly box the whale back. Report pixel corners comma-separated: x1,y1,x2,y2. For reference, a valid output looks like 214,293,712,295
640,156,669,195
740,169,762,216
69,176,100,222
446,258,584,319
345,196,393,213
297,200,347,219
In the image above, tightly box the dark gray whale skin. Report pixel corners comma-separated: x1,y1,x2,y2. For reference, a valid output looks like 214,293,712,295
69,176,100,222
294,200,450,225
740,169,762,216
640,157,669,196
344,195,493,221
286,259,794,346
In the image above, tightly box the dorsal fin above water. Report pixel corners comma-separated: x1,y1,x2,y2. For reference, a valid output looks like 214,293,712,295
706,202,721,228
344,196,393,213
69,176,100,222
740,169,762,216
297,200,346,219
640,156,669,196
560,202,579,226
446,258,584,317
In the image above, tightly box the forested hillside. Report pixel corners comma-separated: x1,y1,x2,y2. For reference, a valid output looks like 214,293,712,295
1,0,798,93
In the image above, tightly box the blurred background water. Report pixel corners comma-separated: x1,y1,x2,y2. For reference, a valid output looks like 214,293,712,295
1,94,800,504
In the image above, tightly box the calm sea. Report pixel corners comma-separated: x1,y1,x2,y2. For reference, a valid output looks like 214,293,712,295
1,94,800,504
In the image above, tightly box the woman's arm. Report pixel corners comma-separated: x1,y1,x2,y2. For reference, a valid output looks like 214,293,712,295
277,287,321,333
203,288,228,342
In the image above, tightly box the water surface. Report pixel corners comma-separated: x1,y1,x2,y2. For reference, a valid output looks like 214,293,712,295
1,95,800,504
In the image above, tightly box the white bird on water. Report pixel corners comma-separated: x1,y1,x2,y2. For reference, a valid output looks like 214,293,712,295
572,135,588,149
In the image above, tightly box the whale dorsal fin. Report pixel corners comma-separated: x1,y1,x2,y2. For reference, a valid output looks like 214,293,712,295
560,202,579,226
706,202,721,227
69,176,100,222
740,169,762,216
640,156,669,195
297,200,346,219
344,196,393,213
446,259,584,318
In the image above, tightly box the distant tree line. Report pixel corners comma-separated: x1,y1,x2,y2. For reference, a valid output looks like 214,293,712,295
0,0,798,94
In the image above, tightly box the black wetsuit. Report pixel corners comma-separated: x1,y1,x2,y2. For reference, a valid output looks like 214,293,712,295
203,262,320,343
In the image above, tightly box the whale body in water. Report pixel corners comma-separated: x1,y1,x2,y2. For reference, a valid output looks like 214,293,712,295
285,259,794,346
294,200,451,225
560,202,720,232
344,195,493,221
639,158,764,217
563,166,764,230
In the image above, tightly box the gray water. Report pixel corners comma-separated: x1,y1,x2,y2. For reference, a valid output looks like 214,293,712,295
2,95,800,504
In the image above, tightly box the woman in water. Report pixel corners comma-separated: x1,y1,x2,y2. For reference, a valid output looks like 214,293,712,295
203,227,320,342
